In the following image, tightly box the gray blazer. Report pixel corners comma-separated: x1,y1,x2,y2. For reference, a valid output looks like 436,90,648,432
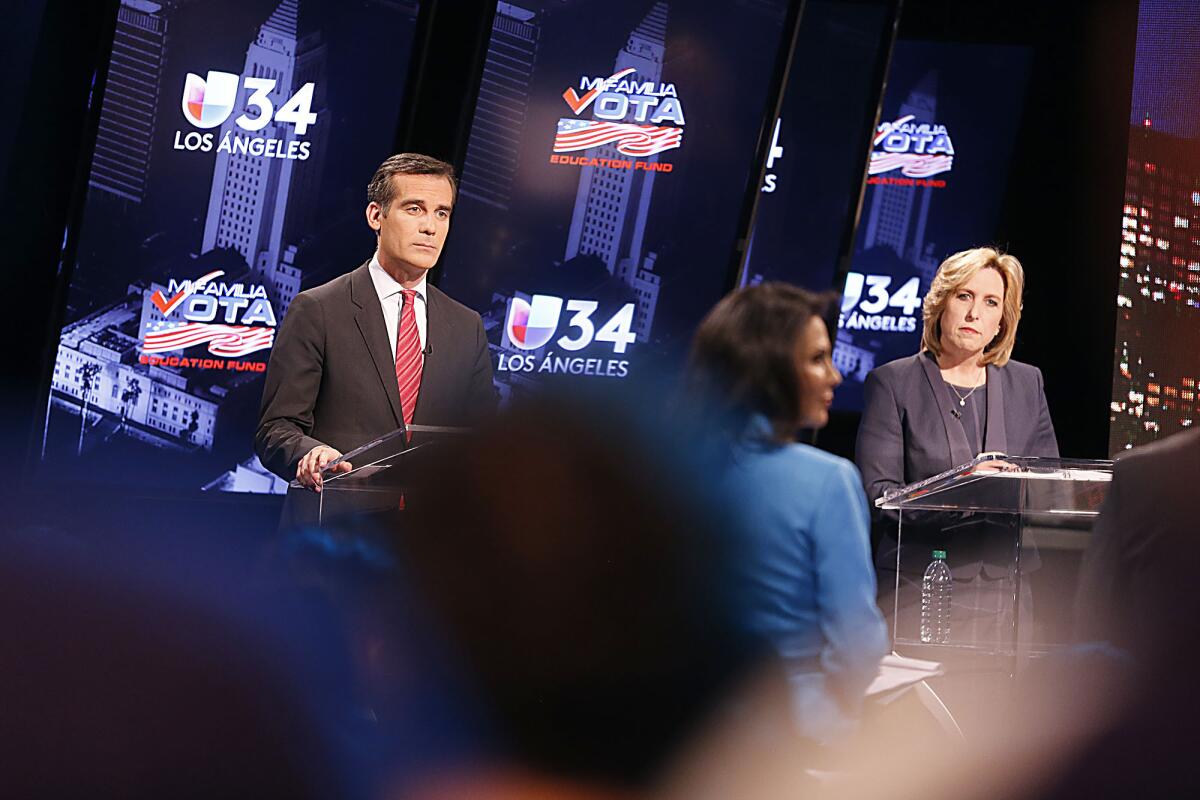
856,351,1059,508
856,351,1059,576
255,261,497,482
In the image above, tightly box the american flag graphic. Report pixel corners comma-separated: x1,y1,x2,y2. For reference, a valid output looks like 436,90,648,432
142,321,274,357
868,152,953,178
554,118,683,157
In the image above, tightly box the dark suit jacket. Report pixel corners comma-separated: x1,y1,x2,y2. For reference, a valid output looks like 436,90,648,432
255,261,497,483
856,351,1059,575
1075,427,1200,650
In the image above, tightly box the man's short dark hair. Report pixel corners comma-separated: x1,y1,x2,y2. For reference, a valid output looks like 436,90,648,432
367,153,458,213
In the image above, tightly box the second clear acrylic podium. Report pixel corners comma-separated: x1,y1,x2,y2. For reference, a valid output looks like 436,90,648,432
289,425,470,526
877,455,1113,659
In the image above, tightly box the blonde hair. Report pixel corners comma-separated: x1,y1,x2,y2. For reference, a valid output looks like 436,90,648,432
920,247,1024,366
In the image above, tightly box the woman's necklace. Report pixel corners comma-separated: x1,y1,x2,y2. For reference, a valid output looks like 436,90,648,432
947,367,985,407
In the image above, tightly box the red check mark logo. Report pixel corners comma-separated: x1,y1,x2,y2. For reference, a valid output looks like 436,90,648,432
874,114,915,145
150,287,188,316
562,67,636,115
150,270,224,316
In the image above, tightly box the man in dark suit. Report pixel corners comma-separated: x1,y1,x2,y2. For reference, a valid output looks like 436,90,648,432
255,153,496,491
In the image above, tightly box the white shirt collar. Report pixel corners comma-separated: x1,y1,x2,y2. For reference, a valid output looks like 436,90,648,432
368,253,427,301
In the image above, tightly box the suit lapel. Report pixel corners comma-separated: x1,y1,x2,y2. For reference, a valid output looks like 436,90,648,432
919,351,974,468
350,263,403,427
983,363,1009,453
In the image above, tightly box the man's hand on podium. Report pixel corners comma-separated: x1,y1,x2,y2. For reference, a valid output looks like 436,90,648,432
296,445,353,492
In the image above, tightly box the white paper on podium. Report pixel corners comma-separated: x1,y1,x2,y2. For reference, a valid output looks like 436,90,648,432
985,467,1112,482
866,653,943,698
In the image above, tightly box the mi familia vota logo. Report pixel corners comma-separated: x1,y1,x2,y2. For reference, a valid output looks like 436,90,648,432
500,294,635,378
174,70,317,161
549,67,683,171
137,270,277,371
867,114,954,186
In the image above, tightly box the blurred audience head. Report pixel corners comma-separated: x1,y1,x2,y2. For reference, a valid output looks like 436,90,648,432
397,388,772,792
0,522,361,799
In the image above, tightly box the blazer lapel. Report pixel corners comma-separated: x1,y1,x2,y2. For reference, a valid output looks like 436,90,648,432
350,263,403,427
919,351,974,467
983,363,1009,453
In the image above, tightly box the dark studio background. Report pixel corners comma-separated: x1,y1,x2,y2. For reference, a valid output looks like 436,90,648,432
0,0,1137,532
819,0,1137,462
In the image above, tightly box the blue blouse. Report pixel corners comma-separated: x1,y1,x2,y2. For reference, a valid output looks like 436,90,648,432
722,415,888,741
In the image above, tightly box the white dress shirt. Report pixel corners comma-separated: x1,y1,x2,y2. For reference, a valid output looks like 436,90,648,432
368,254,427,364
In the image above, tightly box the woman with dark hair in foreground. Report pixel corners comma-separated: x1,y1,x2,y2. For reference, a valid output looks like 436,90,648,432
686,283,887,744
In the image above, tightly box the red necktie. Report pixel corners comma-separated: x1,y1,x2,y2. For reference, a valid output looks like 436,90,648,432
395,289,423,435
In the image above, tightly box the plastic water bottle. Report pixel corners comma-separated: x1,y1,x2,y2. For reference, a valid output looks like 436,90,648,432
920,549,952,644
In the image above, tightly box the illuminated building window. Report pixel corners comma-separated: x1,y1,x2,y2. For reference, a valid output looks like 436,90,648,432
1176,216,1190,228
1123,216,1138,229
1145,162,1157,174
1157,239,1170,250
1141,207,1151,217
1192,191,1200,205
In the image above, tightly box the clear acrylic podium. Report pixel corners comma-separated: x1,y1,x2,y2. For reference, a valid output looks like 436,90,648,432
288,425,470,526
877,455,1113,660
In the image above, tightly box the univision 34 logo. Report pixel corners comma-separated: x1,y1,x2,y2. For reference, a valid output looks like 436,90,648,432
504,295,635,353
838,273,921,333
175,70,317,160
499,294,636,378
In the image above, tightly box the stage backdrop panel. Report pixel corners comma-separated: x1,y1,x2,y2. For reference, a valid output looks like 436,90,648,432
40,0,421,494
1109,0,1200,453
831,39,1031,412
437,0,791,402
741,0,896,293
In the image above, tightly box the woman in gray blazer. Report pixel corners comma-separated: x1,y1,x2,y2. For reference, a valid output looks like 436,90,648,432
855,247,1059,644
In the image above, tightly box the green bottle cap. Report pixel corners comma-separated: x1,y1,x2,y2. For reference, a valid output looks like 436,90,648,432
932,549,947,560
